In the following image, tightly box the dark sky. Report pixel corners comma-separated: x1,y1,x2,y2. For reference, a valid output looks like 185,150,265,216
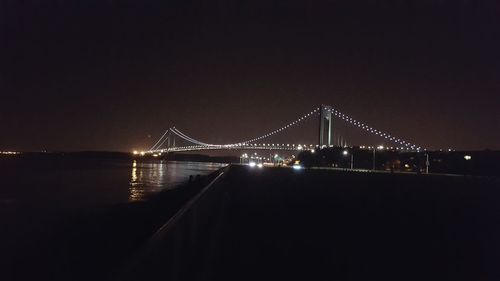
1,0,499,152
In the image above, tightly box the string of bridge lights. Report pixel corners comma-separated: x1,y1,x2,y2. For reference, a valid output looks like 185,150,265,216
327,107,421,150
236,108,321,145
158,144,310,153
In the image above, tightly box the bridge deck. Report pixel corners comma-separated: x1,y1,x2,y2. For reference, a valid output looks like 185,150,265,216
122,165,500,281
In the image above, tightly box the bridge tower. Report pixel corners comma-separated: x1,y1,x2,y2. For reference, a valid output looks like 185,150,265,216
319,105,333,147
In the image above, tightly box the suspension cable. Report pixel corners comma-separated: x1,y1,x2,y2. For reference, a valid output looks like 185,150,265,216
149,129,169,151
328,108,422,150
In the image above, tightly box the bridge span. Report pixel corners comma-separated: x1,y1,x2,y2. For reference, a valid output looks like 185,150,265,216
144,105,423,154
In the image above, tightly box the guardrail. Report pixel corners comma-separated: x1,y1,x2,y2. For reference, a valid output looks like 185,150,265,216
114,166,231,281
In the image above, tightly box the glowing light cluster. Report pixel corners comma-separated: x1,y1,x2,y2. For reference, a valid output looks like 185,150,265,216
0,151,20,155
327,108,422,150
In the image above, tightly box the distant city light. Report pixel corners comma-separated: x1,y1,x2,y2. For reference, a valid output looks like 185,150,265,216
464,155,472,160
343,150,349,156
292,164,303,170
0,151,20,155
249,161,257,167
133,150,139,155
257,163,263,168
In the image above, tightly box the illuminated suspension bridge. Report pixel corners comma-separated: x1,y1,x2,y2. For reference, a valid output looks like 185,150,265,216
145,105,423,154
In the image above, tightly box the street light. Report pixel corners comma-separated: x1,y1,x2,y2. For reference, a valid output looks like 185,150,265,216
372,147,376,170
343,149,353,169
426,153,430,174
240,153,248,164
372,145,383,170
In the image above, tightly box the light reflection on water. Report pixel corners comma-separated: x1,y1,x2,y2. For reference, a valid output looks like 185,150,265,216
129,160,226,201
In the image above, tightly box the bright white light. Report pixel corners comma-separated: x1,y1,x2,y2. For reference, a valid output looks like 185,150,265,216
464,155,472,160
257,163,263,168
311,149,315,153
133,150,138,155
377,145,384,150
249,161,257,167
140,151,145,156
274,154,278,158
292,164,303,170
343,150,348,156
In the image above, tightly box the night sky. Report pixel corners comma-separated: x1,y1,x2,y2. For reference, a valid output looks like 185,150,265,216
1,0,499,152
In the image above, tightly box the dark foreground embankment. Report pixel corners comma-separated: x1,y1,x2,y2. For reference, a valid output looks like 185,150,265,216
120,165,500,281
4,169,225,281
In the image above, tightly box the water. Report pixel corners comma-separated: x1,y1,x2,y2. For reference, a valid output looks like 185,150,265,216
129,160,225,201
0,157,226,252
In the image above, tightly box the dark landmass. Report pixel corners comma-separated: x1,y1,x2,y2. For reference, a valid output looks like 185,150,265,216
3,149,498,176
298,147,500,177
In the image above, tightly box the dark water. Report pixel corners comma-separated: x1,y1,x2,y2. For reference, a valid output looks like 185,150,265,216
0,157,225,253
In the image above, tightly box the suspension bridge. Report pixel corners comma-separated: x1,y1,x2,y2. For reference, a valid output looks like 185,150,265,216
144,105,423,154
